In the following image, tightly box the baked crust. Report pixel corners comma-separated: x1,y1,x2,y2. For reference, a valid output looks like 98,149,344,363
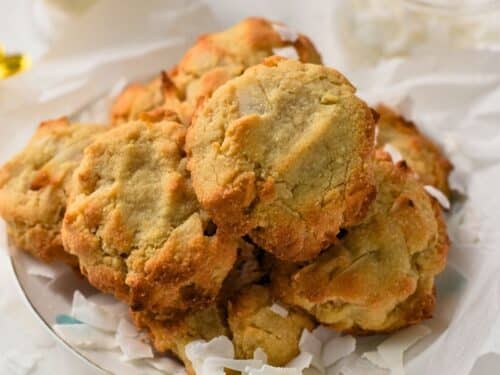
376,104,453,197
132,306,228,375
62,119,237,318
228,284,315,366
187,57,376,262
110,17,322,126
272,151,449,333
0,118,106,264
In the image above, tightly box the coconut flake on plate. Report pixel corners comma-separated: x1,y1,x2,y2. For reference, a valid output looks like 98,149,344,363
53,323,118,350
299,329,322,358
321,335,356,367
246,364,301,375
383,143,404,164
312,325,339,343
185,336,234,374
287,352,325,374
203,357,263,373
71,290,120,332
361,350,388,369
117,335,154,361
272,23,299,42
423,185,451,210
23,256,68,280
253,347,268,363
116,318,140,338
370,324,432,375
272,46,299,60
269,302,289,318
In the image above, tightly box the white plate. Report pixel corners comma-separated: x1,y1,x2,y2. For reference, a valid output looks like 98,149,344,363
9,249,176,375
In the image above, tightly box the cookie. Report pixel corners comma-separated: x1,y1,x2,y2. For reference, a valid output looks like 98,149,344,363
187,57,376,262
62,118,237,318
0,118,106,264
376,104,453,197
110,17,322,126
272,151,449,333
228,285,315,366
132,306,228,375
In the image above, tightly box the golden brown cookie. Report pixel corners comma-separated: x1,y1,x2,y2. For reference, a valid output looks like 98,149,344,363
228,285,315,366
376,104,453,197
132,306,228,375
62,119,237,318
110,17,322,126
0,118,106,264
187,57,376,262
272,151,449,333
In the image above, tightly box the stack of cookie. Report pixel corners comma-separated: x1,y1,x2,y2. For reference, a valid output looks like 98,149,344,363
0,18,451,373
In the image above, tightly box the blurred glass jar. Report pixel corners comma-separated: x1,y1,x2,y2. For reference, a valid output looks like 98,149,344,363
334,0,500,67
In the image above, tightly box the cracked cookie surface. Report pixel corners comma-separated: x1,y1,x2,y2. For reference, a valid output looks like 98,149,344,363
132,306,228,375
228,284,315,366
110,17,322,126
376,105,453,197
187,57,376,262
0,118,106,264
272,151,449,333
62,119,237,318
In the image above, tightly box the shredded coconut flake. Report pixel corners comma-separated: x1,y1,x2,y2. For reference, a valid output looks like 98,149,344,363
246,364,301,375
287,352,325,374
185,337,234,375
203,357,263,373
272,46,299,60
25,257,67,279
116,318,140,338
117,335,154,361
312,325,339,343
299,329,322,358
322,335,356,367
253,347,268,363
71,291,119,332
53,323,118,350
383,143,404,164
361,351,389,369
424,185,451,209
272,23,299,42
270,303,289,318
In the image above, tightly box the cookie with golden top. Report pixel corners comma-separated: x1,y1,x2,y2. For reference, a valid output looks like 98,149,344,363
62,118,237,318
187,56,376,262
132,306,228,375
110,17,322,126
228,284,315,366
0,118,106,264
376,104,453,197
272,151,449,333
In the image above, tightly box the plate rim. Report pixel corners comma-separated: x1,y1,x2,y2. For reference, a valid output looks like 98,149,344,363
8,252,110,375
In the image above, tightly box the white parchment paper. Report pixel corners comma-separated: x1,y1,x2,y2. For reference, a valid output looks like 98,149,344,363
1,1,500,374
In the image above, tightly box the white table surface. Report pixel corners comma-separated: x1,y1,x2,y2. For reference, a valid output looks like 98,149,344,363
0,0,499,374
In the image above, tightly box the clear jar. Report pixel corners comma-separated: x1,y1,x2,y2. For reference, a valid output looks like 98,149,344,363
334,0,500,68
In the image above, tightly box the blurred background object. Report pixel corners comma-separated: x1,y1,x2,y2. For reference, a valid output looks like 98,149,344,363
334,0,500,68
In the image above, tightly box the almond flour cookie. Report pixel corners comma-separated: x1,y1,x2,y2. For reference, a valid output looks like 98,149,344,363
272,151,449,333
110,17,322,126
228,285,315,366
187,57,376,262
0,118,106,264
376,105,453,197
62,119,237,318
132,306,228,375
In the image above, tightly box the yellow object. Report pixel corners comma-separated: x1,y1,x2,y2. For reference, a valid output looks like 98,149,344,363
0,44,31,79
